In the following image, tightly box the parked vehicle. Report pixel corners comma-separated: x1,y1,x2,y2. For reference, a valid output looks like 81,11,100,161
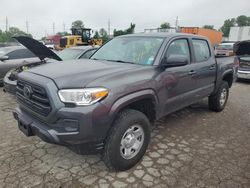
13,33,237,171
181,27,222,46
215,43,234,57
55,27,102,50
4,36,98,94
234,40,250,80
0,46,38,86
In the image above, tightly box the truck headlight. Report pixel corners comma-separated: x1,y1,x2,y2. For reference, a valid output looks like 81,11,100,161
58,88,108,105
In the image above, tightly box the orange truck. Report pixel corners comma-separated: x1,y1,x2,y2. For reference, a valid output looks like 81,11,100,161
181,27,222,46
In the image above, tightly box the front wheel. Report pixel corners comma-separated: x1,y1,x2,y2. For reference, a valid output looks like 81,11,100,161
208,81,229,112
103,109,151,171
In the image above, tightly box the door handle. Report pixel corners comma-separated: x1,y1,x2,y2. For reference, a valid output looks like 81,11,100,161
188,70,196,75
209,65,216,70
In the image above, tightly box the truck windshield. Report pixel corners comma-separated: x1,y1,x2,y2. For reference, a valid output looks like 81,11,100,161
91,37,164,65
57,49,82,60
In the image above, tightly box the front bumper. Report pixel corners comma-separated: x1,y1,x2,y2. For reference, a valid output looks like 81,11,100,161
237,70,250,79
13,103,110,153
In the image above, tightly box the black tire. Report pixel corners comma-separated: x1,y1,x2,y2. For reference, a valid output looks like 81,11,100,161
103,109,151,171
208,81,229,112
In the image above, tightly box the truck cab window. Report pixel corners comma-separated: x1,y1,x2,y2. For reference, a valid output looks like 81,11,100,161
192,39,211,62
166,39,190,62
80,49,96,59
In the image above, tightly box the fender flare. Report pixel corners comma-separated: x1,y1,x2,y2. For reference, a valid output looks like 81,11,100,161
109,89,159,120
222,69,234,78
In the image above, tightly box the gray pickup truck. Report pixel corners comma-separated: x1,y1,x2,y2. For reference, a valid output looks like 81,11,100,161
13,33,237,171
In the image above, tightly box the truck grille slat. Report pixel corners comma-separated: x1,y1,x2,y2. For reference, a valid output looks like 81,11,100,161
16,80,51,116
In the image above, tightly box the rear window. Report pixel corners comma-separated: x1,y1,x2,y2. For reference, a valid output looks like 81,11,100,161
7,49,36,59
192,39,211,62
216,44,233,50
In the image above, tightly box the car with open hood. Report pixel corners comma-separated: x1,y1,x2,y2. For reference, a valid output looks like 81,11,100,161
3,36,98,94
234,40,250,80
0,45,40,86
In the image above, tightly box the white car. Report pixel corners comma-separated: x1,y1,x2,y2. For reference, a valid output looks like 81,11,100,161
215,43,234,57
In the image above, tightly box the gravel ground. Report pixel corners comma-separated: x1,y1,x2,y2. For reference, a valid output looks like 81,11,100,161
0,81,249,188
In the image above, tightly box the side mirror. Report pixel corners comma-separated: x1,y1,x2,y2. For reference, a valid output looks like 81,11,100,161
0,55,9,61
161,55,188,68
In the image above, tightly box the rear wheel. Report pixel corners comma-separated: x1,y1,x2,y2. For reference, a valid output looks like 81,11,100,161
209,81,229,112
103,109,151,171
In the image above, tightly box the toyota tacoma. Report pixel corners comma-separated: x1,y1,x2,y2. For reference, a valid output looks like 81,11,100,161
13,33,237,171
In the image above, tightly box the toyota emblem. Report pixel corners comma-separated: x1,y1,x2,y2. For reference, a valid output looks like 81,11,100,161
23,85,32,99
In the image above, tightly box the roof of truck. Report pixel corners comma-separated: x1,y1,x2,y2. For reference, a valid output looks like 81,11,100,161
119,32,207,39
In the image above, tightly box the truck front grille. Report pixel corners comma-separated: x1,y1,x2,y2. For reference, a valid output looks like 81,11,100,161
16,80,51,116
239,61,250,70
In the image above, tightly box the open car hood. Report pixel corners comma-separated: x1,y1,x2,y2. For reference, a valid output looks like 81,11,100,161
14,36,62,61
233,40,250,56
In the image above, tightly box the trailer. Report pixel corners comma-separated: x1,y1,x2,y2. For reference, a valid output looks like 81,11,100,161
180,27,222,46
229,26,250,42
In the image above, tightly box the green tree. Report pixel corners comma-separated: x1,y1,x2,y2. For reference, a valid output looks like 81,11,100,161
99,28,109,43
71,20,84,28
113,23,136,37
220,18,236,37
202,25,214,30
93,31,100,39
160,22,171,29
0,27,32,42
236,15,250,26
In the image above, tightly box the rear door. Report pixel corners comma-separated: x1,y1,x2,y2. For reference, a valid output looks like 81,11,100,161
190,39,217,99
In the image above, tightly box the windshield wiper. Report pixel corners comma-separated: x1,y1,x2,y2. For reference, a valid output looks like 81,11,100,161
91,58,135,64
106,59,135,64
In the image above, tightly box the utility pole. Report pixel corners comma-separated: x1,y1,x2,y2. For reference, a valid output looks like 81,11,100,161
53,22,55,35
108,19,111,37
175,16,179,28
63,22,66,33
26,20,29,33
5,16,8,32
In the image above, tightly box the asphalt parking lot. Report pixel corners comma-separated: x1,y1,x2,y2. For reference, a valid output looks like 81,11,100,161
0,80,250,187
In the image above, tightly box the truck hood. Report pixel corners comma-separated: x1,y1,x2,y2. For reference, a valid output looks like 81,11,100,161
27,59,141,89
234,40,250,56
14,36,62,61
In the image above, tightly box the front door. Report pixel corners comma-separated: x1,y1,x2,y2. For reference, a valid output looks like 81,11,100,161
157,38,196,116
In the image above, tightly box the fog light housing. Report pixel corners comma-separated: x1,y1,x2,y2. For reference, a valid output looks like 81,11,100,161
63,119,79,132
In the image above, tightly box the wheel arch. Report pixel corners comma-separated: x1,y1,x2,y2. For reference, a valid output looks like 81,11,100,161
222,70,234,88
109,89,159,125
